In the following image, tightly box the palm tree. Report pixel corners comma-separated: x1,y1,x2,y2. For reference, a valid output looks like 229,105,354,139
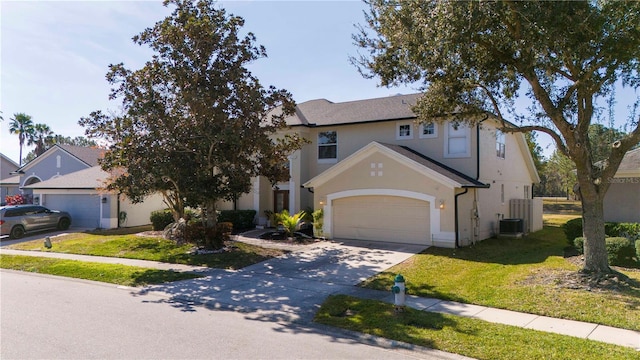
8,113,34,166
28,123,54,156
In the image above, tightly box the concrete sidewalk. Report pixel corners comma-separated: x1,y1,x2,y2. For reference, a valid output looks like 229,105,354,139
346,287,640,350
1,240,639,351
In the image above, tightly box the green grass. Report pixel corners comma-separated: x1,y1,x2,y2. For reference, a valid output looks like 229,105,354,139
0,254,200,286
9,232,286,270
361,216,640,330
315,295,639,360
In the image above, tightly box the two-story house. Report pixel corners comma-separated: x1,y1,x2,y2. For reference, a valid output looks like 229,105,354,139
222,93,542,248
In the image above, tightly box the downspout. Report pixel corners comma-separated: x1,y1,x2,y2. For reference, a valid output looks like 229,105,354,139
454,114,489,248
117,193,121,228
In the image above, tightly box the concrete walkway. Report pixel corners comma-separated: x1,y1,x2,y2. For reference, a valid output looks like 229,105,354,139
1,234,638,351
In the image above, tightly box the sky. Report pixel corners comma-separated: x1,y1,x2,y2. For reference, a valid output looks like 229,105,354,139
1,0,638,166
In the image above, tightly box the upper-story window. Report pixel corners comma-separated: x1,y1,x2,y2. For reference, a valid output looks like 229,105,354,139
444,122,471,158
419,122,437,139
318,131,337,163
396,121,413,140
496,130,506,159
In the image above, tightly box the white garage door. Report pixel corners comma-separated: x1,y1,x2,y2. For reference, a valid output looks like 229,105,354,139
44,194,101,229
333,195,430,245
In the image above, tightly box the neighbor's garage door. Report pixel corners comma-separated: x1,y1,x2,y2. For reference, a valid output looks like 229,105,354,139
333,196,430,245
44,194,101,229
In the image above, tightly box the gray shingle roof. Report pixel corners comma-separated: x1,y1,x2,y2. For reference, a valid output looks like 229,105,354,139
618,147,640,173
285,93,422,126
378,143,489,188
58,145,105,166
24,166,107,189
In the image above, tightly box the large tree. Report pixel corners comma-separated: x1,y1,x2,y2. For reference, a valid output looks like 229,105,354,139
80,0,304,226
8,113,34,166
354,0,640,273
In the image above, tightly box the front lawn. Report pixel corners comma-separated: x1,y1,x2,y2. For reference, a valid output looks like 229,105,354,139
360,215,640,330
315,295,639,360
0,255,200,286
8,232,286,270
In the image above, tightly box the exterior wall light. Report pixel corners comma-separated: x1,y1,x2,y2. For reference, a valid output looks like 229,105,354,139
439,200,445,209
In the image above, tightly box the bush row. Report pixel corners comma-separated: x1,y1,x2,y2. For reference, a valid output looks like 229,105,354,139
563,218,640,246
573,237,637,266
150,209,257,231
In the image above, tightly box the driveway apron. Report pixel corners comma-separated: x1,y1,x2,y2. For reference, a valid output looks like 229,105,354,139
143,239,426,323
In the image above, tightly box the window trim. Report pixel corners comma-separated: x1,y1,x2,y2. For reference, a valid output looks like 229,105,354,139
496,130,506,159
418,122,437,139
396,121,414,140
317,130,338,164
443,122,471,158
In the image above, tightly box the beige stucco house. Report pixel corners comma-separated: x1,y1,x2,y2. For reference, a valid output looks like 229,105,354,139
603,148,640,223
222,93,542,248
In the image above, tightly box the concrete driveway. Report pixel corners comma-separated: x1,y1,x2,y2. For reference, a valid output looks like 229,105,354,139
144,239,427,323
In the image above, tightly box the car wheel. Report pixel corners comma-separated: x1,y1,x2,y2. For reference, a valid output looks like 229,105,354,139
58,218,71,230
10,226,25,239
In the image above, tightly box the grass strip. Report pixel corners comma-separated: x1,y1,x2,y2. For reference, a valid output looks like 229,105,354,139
0,254,201,286
9,233,286,270
315,295,639,360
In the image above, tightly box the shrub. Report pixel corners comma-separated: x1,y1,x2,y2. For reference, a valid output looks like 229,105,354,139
606,223,640,241
573,237,585,254
184,221,232,250
150,209,175,231
217,210,256,230
312,209,324,237
606,237,635,266
563,218,583,246
636,240,640,261
573,237,635,266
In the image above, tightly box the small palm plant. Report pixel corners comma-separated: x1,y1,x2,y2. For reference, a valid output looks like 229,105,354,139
277,210,307,237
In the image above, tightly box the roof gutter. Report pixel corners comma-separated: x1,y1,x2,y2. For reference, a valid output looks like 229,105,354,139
454,114,490,248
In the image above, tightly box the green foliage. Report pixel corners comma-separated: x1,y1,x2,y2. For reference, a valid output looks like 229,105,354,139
8,112,34,166
312,209,324,236
275,210,307,236
636,240,640,260
574,237,635,266
605,237,635,266
217,210,256,230
573,237,586,255
562,218,583,246
78,0,306,226
150,209,174,231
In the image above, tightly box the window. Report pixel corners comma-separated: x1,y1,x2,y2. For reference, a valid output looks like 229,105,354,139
496,130,506,159
318,131,337,163
444,122,471,158
419,122,437,139
501,184,505,204
396,122,413,140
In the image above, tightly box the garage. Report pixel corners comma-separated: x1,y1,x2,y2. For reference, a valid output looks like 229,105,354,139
332,195,431,245
43,194,101,229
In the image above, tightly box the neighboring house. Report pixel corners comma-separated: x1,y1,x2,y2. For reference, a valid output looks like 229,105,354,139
603,147,640,223
221,93,542,248
11,144,164,229
24,166,166,229
0,153,20,201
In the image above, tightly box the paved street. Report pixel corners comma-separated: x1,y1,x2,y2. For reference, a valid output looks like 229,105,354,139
1,270,464,360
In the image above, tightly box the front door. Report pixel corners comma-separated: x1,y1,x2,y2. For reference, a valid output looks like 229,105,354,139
273,190,289,213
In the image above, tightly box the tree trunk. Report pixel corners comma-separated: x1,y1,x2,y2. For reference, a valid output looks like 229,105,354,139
579,182,611,273
205,199,217,228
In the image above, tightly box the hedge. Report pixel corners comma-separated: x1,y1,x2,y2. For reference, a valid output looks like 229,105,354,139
573,236,636,266
150,210,175,231
217,210,256,230
563,218,640,246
